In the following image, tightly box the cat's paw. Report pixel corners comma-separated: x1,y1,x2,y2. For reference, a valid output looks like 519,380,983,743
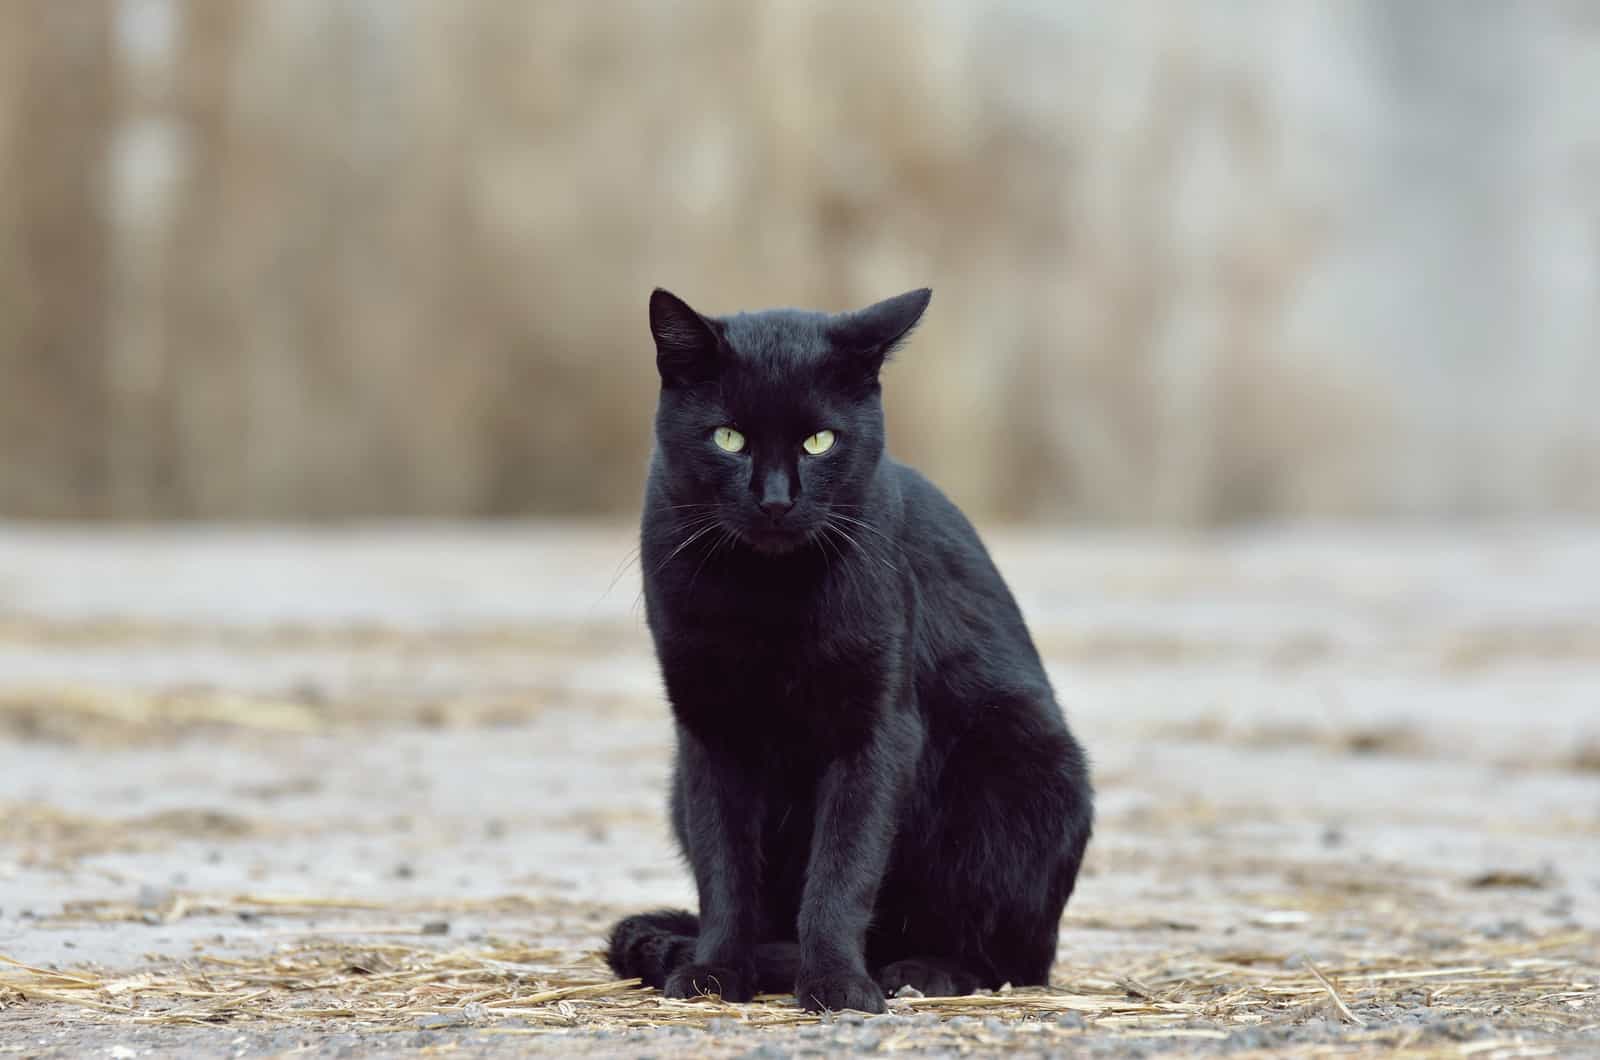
877,957,978,997
795,970,887,1014
663,962,756,1003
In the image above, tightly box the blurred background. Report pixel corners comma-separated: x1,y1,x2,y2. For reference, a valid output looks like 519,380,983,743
2,0,1599,524
3,6,1600,1050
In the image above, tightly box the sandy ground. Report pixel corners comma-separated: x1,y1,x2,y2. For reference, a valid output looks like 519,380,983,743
0,523,1596,1057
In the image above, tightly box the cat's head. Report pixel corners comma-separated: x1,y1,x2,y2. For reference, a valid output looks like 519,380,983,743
648,287,931,554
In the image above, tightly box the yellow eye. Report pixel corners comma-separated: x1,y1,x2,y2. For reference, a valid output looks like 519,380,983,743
713,427,746,453
802,430,836,455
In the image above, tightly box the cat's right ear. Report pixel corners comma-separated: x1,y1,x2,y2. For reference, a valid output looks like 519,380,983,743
826,288,932,387
650,288,721,387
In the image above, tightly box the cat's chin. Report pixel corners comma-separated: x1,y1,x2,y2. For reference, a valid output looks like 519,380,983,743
739,528,809,556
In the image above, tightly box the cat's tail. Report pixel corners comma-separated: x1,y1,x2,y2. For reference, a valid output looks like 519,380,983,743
606,909,699,988
605,909,799,994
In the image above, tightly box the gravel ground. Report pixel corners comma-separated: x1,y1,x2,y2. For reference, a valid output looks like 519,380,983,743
0,523,1597,1057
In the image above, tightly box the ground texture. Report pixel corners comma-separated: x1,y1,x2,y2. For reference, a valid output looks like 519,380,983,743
0,524,1596,1058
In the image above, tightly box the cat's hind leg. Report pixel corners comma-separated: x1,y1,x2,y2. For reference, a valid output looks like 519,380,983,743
882,699,1092,991
605,909,698,988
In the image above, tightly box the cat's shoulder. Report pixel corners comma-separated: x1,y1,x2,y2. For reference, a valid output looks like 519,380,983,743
885,459,963,518
883,460,986,552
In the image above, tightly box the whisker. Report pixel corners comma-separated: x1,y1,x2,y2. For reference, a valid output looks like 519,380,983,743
825,523,867,598
825,519,900,575
827,523,877,600
599,543,643,602
827,512,905,571
659,512,722,536
653,519,724,573
812,525,843,579
687,527,735,595
827,511,898,544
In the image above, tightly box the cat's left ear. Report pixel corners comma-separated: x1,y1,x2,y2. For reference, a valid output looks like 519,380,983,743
827,288,932,381
650,288,723,387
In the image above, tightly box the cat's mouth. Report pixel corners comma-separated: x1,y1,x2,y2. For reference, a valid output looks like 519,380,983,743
740,526,809,555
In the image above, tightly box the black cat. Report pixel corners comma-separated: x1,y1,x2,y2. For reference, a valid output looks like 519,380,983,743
606,288,1092,1014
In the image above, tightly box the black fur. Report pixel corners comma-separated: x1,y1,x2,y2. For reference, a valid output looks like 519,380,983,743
605,288,1093,1013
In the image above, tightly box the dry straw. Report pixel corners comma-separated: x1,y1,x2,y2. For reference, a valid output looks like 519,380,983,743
1,897,1594,1052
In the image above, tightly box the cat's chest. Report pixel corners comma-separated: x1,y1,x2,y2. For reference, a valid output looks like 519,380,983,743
648,576,896,744
645,535,849,637
656,602,866,694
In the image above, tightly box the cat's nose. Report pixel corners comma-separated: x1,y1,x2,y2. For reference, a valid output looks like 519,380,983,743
756,468,796,521
760,497,795,521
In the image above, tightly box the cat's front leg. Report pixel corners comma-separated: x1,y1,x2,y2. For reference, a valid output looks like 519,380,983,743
665,731,764,1002
794,713,915,1014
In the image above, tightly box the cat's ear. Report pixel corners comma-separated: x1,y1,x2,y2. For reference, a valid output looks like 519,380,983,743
649,288,722,387
827,288,932,382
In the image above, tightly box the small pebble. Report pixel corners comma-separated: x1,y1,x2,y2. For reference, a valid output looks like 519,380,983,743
414,1012,466,1030
136,884,171,910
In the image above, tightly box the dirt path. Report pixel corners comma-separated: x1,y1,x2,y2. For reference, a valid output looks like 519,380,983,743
1,524,1596,1057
